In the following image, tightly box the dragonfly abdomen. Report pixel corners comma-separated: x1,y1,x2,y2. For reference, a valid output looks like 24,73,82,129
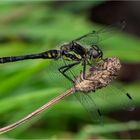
0,54,42,63
0,50,61,64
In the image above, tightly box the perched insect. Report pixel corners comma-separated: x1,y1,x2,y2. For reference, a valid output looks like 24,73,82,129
0,21,134,123
0,33,103,82
0,21,126,81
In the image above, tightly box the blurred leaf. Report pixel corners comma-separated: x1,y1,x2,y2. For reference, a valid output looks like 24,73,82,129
75,121,140,139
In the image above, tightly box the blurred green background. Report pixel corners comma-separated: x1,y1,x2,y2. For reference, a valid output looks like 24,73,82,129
0,1,140,139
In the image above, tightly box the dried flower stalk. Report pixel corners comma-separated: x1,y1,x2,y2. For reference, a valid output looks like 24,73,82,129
75,57,121,93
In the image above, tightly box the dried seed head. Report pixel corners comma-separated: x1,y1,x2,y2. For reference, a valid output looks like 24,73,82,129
74,57,121,93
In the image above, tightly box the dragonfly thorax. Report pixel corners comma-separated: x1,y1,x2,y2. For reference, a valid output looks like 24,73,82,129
60,43,103,63
60,42,86,61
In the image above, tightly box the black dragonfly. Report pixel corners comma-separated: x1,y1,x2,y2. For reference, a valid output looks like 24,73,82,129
0,21,135,124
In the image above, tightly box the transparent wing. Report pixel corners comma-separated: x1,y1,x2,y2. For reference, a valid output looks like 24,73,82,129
93,82,135,112
45,58,73,88
73,30,99,47
74,91,103,124
109,83,135,111
51,59,104,124
73,83,134,124
72,20,126,47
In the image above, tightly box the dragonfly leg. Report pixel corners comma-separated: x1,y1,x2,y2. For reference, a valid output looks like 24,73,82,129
58,61,80,83
82,59,96,80
82,59,86,79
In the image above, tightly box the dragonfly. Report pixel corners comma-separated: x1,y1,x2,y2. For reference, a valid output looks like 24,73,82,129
0,21,135,123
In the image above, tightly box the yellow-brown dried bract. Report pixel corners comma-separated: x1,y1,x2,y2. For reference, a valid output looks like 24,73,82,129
75,57,121,93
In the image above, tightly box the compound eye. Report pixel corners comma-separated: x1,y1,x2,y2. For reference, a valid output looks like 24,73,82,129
92,50,99,58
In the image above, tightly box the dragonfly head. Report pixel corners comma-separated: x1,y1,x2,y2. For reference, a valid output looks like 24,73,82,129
88,45,103,61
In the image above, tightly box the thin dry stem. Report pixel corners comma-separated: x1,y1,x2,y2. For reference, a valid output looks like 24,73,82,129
0,88,75,135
